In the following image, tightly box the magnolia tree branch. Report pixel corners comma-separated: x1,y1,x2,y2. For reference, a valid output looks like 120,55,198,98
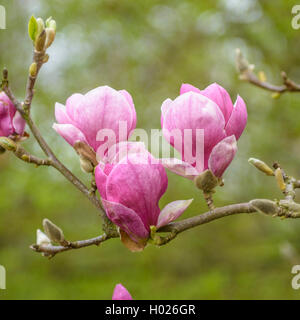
1,54,114,235
236,49,300,95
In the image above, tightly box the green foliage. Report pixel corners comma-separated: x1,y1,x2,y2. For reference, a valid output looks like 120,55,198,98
1,0,300,299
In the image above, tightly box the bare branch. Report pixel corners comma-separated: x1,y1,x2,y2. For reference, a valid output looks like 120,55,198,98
236,49,300,94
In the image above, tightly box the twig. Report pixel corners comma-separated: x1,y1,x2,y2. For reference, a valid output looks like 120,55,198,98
30,233,117,256
236,49,300,94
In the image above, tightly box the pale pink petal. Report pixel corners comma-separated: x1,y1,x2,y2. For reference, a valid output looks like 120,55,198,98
68,86,134,151
52,123,88,147
160,158,199,180
119,89,137,133
180,83,201,95
12,111,26,135
112,284,133,300
55,102,73,124
103,199,149,242
225,95,247,140
201,83,234,124
161,98,173,127
157,199,193,229
208,135,237,177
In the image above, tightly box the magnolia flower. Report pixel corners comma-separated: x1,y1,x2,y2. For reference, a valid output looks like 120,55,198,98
53,86,137,155
161,83,247,179
112,284,133,300
0,92,26,138
95,144,193,250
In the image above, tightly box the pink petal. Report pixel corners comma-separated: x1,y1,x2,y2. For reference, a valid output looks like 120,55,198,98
52,123,88,147
208,135,237,177
160,158,199,180
225,95,247,140
200,83,234,124
12,111,26,135
66,86,135,151
55,102,73,124
103,199,149,242
105,152,168,229
0,100,13,136
157,199,193,229
162,92,226,170
180,83,201,95
95,165,108,200
119,89,137,133
112,284,133,300
161,98,173,127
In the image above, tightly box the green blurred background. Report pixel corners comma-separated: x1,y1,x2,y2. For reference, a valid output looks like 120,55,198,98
1,0,300,299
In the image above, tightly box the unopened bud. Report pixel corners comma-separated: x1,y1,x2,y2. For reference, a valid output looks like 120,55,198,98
194,170,219,192
29,62,37,77
274,168,286,191
258,71,267,82
250,199,279,216
36,229,51,246
46,17,56,31
271,92,281,99
36,18,45,36
42,218,67,246
43,54,49,63
35,29,46,51
248,158,274,176
79,156,94,173
0,137,17,152
45,28,56,49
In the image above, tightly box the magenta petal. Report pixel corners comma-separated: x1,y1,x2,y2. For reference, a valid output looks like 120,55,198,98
0,101,13,136
201,83,234,124
95,165,108,200
208,135,237,177
157,199,193,229
52,123,88,147
103,199,149,242
225,95,247,140
180,83,201,95
160,158,199,180
12,111,26,135
112,284,133,300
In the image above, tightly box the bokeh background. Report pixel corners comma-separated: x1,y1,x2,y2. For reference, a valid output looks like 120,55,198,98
1,0,300,299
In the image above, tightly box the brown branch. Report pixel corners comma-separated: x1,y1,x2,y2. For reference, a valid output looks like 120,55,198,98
236,49,300,94
30,233,117,257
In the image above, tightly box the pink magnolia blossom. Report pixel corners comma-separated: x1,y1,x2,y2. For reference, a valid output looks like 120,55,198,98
0,92,26,138
95,143,193,247
161,83,247,178
112,284,133,300
53,86,137,155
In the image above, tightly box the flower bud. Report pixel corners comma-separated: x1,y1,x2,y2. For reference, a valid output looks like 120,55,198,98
29,62,37,77
45,28,56,49
42,218,67,246
194,170,219,192
79,156,94,173
43,54,49,63
36,229,51,246
35,29,46,51
46,17,56,31
0,137,17,152
248,158,274,176
36,18,45,36
274,168,286,191
250,199,279,216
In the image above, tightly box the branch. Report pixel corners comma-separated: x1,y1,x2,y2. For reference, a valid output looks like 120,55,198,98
30,233,117,257
236,49,300,94
1,57,114,234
